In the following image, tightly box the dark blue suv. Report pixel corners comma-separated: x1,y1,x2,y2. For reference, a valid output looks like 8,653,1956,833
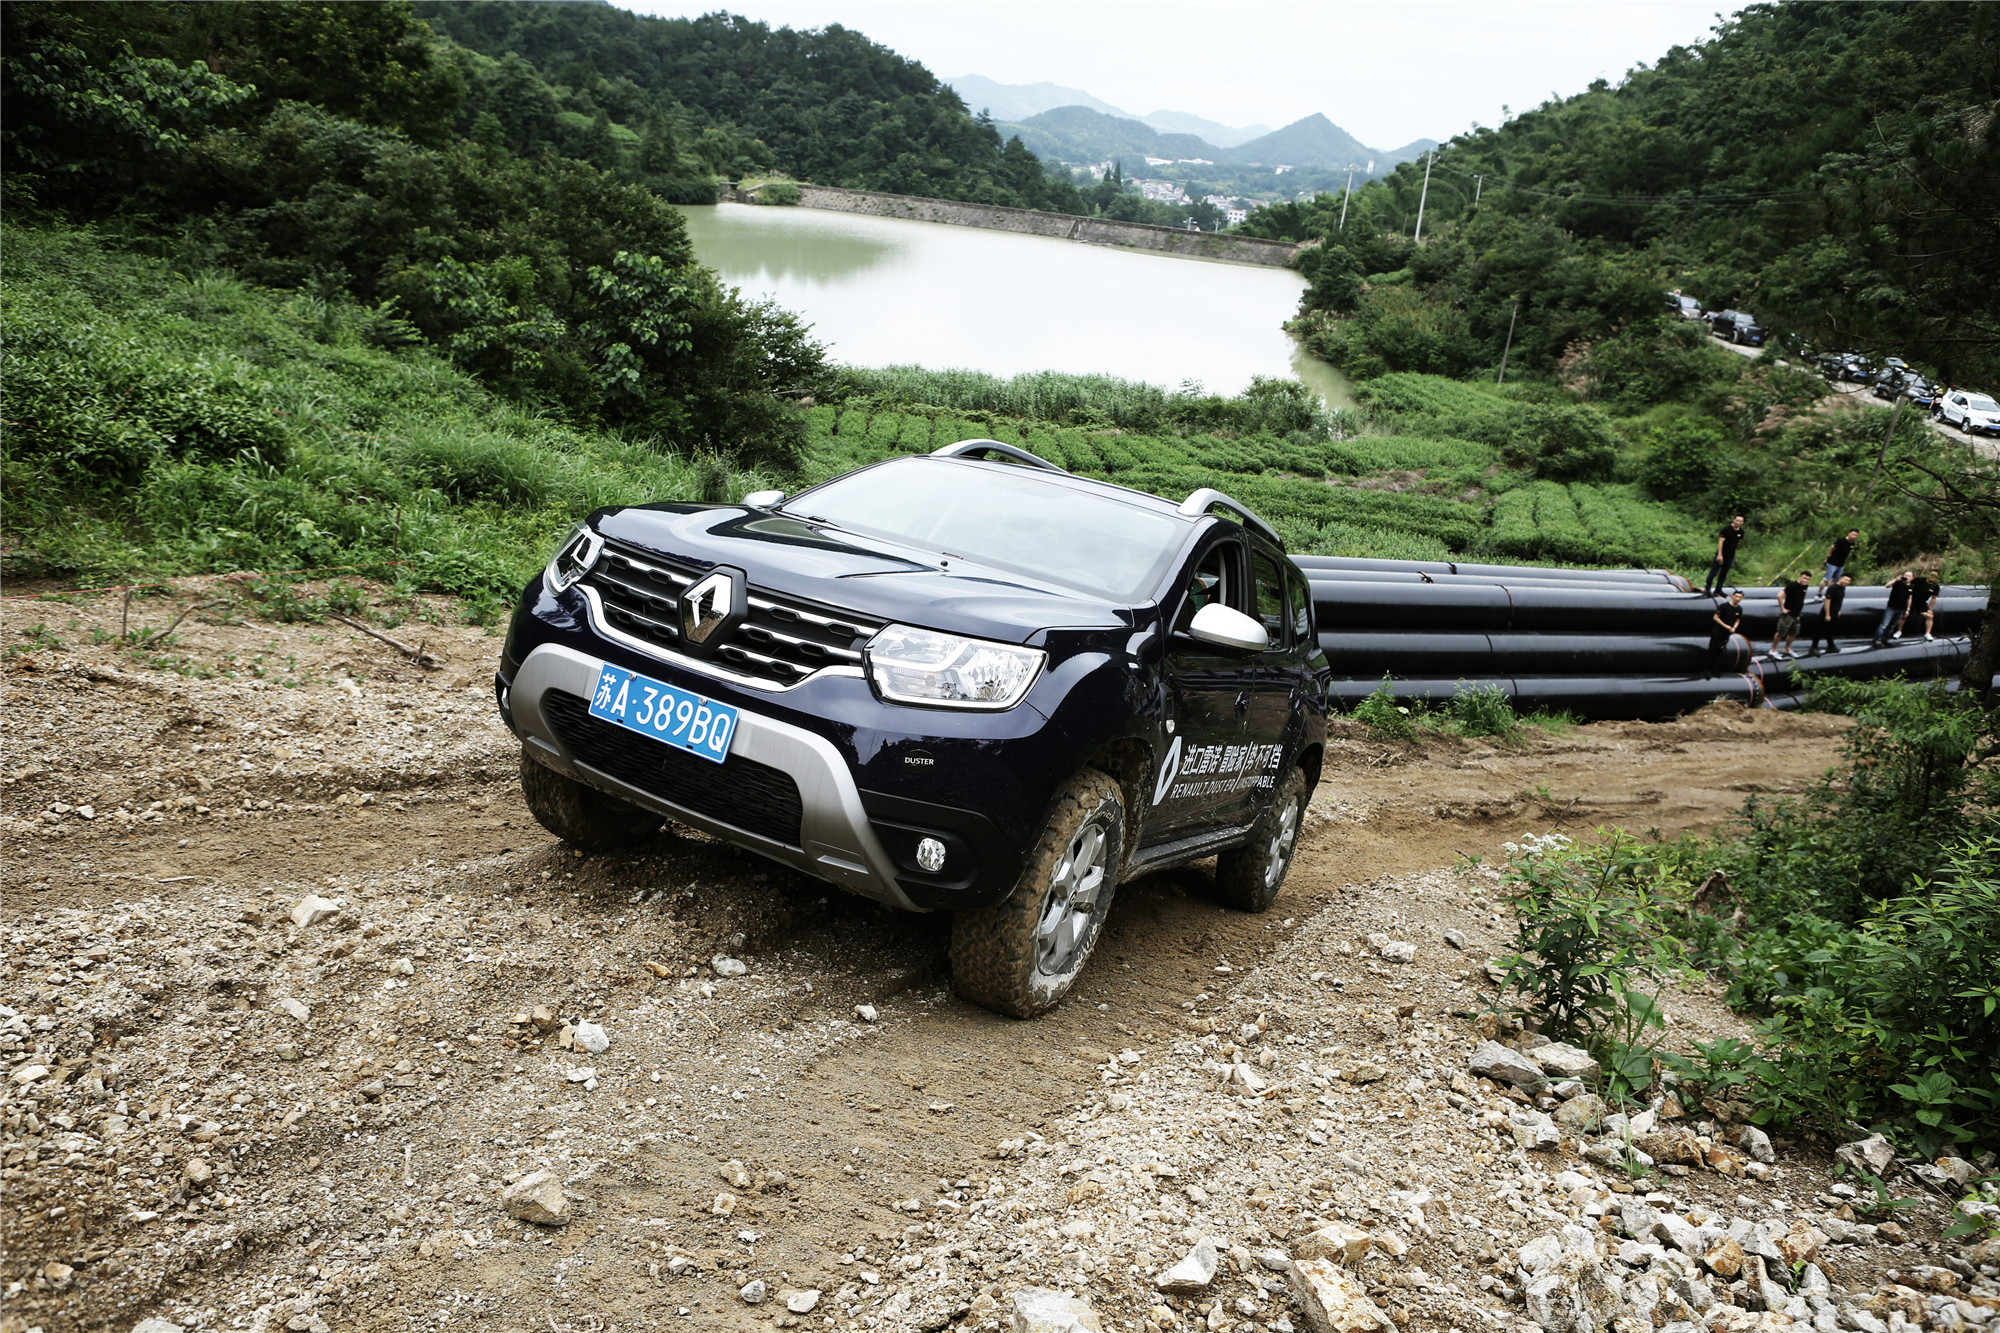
495,440,1330,1016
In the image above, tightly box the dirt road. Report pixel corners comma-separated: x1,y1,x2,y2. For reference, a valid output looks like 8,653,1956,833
11,587,1964,1333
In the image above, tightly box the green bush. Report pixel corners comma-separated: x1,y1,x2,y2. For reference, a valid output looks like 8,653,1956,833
753,181,800,205
1638,416,1725,500
1450,681,1517,737
1728,676,1996,925
1489,831,1689,1097
1354,674,1417,739
1508,402,1619,482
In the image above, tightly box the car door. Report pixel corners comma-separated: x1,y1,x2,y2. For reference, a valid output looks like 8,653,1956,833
1150,535,1256,841
1224,544,1300,823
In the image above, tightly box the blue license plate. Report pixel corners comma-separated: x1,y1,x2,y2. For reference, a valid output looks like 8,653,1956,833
587,664,738,764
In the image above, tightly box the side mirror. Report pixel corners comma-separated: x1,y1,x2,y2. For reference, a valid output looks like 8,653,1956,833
742,489,785,508
1186,602,1269,653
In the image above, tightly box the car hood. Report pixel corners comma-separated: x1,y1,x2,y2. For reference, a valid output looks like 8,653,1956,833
593,503,1135,642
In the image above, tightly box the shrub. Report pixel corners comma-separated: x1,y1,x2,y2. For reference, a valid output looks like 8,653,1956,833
1354,674,1417,739
1450,681,1517,737
753,181,800,205
1489,831,1690,1096
1508,402,1619,482
1638,417,1725,500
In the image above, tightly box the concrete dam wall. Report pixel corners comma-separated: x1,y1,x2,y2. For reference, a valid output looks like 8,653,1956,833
741,186,1301,268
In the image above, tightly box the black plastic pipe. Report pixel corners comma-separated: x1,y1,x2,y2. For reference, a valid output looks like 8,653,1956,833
1294,555,1687,588
1319,631,1736,677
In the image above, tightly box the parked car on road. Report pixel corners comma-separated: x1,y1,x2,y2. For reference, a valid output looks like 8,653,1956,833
1937,390,2000,436
1707,310,1766,346
495,441,1331,1017
1816,351,1872,383
1665,292,1702,321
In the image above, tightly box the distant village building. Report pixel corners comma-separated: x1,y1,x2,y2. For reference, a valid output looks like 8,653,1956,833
1225,208,1248,226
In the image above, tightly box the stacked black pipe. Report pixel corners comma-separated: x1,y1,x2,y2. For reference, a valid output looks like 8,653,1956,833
1301,555,1987,722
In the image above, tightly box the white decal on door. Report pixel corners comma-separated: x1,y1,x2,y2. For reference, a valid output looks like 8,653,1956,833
1152,735,1184,806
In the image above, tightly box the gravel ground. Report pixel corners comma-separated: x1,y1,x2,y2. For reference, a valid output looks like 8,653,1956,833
3,584,1985,1333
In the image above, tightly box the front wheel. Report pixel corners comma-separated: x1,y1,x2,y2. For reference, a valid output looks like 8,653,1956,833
519,748,663,851
951,771,1124,1019
1210,766,1310,913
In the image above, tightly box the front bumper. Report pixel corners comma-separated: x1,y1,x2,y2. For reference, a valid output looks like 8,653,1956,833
507,643,925,910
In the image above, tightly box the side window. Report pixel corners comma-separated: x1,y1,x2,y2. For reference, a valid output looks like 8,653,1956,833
1174,540,1240,634
1286,569,1313,643
1252,551,1286,647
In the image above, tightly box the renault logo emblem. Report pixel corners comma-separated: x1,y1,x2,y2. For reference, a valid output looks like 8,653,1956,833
681,572,733,645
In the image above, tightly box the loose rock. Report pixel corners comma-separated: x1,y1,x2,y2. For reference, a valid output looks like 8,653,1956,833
1293,1222,1373,1267
572,1021,609,1054
740,1278,768,1305
1010,1286,1104,1333
783,1289,822,1314
289,895,340,928
1287,1257,1397,1333
501,1170,568,1226
1156,1239,1220,1293
1836,1134,1897,1178
711,955,748,977
1533,1042,1601,1081
1469,1040,1545,1086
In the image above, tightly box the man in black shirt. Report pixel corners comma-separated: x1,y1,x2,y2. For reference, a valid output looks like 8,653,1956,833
1808,575,1850,654
1823,529,1860,585
1706,591,1745,677
1766,573,1809,660
1902,570,1939,641
1703,515,1747,595
1872,571,1912,646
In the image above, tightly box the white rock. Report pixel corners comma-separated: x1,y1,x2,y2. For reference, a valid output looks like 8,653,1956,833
277,998,310,1021
711,955,748,977
1510,1108,1561,1151
573,1021,609,1054
1739,1125,1775,1164
1156,1238,1220,1293
1287,1257,1397,1333
740,1279,768,1305
783,1289,822,1314
1533,1042,1601,1080
290,895,341,928
386,956,415,976
1258,1248,1295,1272
1010,1286,1104,1333
1376,940,1416,963
855,1004,879,1023
502,1170,569,1225
1468,1040,1545,1086
77,805,95,820
1293,1222,1374,1267
132,1322,187,1333
1835,1134,1896,1177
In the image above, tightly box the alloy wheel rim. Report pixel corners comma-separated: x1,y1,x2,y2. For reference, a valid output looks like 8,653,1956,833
1264,799,1300,889
1034,815,1111,978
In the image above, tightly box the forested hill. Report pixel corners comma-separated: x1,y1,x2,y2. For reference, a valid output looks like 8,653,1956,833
1241,1,1999,386
413,0,1083,212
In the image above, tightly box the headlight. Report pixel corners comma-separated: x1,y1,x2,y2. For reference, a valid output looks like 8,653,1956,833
865,624,1043,710
545,523,601,593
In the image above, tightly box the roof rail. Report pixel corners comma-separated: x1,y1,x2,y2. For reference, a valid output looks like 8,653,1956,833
930,439,1067,473
1178,488,1281,546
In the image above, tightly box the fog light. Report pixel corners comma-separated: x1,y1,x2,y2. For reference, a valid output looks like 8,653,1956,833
915,837,948,873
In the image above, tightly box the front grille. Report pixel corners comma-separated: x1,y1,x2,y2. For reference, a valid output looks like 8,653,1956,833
582,539,882,687
541,691,804,847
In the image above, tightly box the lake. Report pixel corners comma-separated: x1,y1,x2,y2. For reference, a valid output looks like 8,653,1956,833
679,203,1354,407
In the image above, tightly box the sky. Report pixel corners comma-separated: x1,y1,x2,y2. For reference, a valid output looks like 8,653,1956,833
615,1,1743,151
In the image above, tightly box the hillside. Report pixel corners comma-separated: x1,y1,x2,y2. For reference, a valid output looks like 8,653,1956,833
1228,112,1378,168
944,73,1132,123
1240,1,1998,386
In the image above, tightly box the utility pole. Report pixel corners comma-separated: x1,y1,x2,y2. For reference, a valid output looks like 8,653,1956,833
1338,165,1356,231
1413,150,1434,243
1473,174,1483,207
1497,300,1520,385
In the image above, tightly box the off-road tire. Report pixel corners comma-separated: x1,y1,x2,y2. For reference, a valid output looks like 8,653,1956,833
950,770,1124,1019
1210,765,1309,913
519,747,663,851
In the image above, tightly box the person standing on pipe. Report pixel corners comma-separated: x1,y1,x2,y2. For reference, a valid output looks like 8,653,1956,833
1901,570,1939,641
1823,529,1860,586
1707,591,1746,676
1808,575,1851,655
1703,515,1747,595
1872,571,1913,647
1766,573,1809,660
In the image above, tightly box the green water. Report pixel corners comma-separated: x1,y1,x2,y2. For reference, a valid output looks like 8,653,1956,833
681,203,1356,408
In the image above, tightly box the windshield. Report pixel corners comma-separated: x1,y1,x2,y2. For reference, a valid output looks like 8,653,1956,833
786,460,1187,600
1966,394,1999,411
